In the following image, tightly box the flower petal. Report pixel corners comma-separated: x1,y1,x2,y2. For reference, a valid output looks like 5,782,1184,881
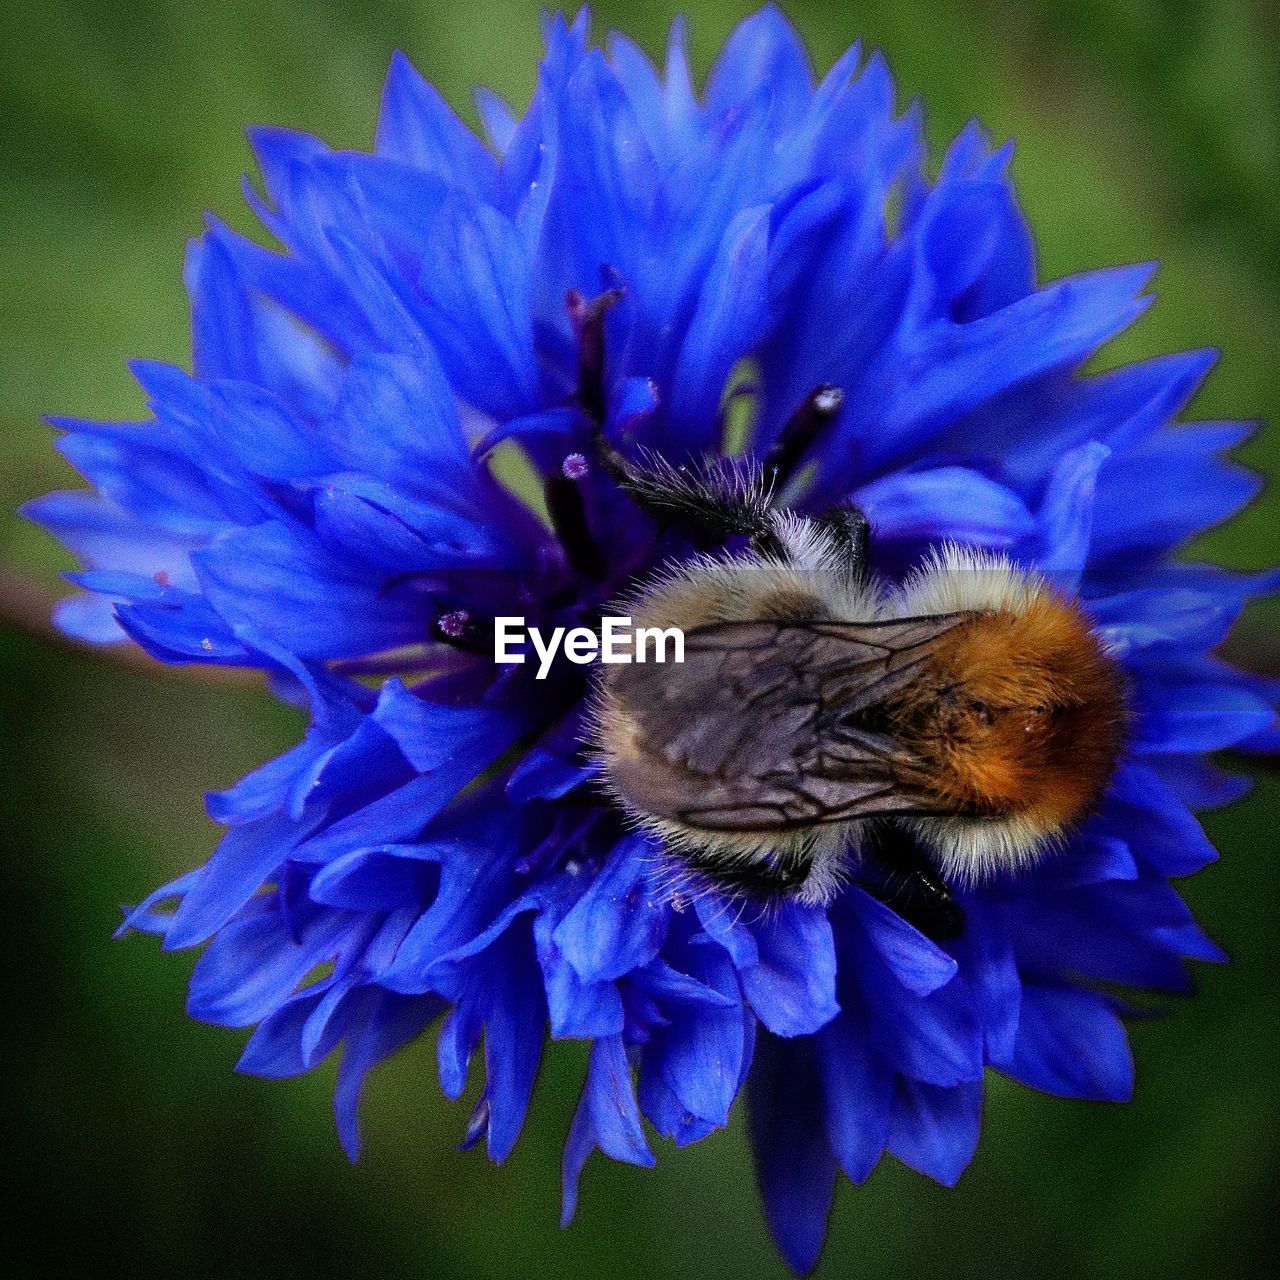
376,50,497,198
856,467,1034,547
848,888,959,996
999,984,1134,1102
817,1010,891,1184
887,1078,983,1187
561,1034,655,1224
554,836,667,982
748,1032,837,1276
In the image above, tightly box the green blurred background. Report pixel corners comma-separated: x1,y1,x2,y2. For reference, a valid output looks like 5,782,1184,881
2,1,1278,1276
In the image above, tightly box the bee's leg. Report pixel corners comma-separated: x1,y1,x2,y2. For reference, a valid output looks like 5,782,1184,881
882,864,966,942
814,503,870,584
680,844,813,898
762,384,845,489
562,285,786,568
573,284,842,562
861,825,967,941
591,435,789,560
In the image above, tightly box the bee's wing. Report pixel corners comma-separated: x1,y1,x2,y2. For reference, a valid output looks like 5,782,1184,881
605,614,970,831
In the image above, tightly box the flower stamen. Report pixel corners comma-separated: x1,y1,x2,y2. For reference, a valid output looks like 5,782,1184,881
432,607,494,656
544,287,630,582
567,284,624,423
562,452,590,481
546,455,608,580
763,383,845,490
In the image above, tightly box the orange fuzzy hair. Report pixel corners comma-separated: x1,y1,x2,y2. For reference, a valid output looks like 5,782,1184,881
888,595,1127,838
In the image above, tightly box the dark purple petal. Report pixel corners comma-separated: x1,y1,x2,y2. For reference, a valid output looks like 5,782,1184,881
817,1010,891,1184
748,1032,837,1276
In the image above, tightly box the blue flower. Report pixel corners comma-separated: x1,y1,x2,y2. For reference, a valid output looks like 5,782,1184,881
28,7,1278,1273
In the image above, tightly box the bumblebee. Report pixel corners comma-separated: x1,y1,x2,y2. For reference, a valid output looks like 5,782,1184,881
587,424,1127,940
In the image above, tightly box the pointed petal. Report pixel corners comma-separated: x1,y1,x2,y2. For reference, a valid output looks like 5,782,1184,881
377,50,496,197
848,888,959,996
999,984,1133,1102
817,1011,891,1184
887,1078,983,1187
555,836,667,983
748,1031,836,1276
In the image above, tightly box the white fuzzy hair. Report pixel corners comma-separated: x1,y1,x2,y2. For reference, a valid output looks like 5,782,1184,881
889,542,1067,884
889,542,1047,619
593,527,1077,903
